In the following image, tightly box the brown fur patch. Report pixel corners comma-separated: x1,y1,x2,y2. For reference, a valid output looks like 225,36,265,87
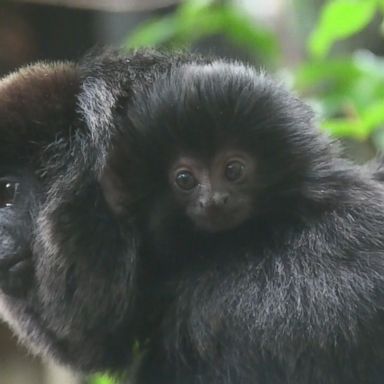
0,62,80,164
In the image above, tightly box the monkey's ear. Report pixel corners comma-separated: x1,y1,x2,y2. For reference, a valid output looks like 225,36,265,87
0,62,80,163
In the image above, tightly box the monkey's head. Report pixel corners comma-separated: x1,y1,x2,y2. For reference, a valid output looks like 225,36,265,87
0,61,137,372
109,61,336,234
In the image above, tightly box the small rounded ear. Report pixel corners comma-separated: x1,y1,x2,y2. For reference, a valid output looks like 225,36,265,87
0,62,80,164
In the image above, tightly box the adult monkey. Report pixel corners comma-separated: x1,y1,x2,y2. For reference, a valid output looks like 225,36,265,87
0,55,136,372
0,49,202,375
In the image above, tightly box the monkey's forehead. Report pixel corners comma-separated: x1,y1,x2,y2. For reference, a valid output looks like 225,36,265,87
128,59,313,136
130,59,296,118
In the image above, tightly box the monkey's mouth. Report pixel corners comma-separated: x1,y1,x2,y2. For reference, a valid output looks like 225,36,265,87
192,209,251,233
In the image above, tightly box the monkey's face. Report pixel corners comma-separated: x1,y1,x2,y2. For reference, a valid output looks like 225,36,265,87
169,150,257,232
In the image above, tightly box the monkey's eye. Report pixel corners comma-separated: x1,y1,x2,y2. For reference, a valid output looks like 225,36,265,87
175,170,197,191
0,181,19,208
225,161,245,182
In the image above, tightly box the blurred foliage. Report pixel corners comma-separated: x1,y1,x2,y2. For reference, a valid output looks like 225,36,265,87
303,0,384,144
91,1,384,382
125,0,279,64
309,0,376,59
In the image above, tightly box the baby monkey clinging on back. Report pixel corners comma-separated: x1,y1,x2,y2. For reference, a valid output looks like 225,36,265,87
102,55,384,384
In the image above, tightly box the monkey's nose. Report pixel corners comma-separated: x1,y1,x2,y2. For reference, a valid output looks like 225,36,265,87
199,193,229,208
212,192,229,205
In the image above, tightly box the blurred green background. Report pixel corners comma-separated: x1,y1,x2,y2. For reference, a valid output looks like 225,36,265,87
0,0,383,383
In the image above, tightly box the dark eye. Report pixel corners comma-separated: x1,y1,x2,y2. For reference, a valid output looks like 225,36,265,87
225,161,245,182
0,181,19,208
175,170,197,191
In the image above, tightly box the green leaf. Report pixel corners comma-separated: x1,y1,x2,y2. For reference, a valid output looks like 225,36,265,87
178,0,214,19
89,374,118,384
309,0,377,59
125,17,179,48
124,3,278,62
322,100,384,139
322,118,368,139
361,100,384,129
175,8,229,42
295,59,362,91
220,8,279,58
126,0,217,48
378,0,384,12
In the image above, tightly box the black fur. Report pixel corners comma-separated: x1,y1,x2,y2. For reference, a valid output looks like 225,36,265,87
0,50,205,374
105,56,384,383
0,60,136,372
2,50,384,384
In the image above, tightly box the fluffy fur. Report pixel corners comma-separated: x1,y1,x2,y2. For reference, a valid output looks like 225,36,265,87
0,50,205,374
0,59,136,372
2,50,384,384
104,55,384,383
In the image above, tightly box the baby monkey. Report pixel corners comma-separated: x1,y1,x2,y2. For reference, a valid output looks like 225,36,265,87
103,58,384,384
